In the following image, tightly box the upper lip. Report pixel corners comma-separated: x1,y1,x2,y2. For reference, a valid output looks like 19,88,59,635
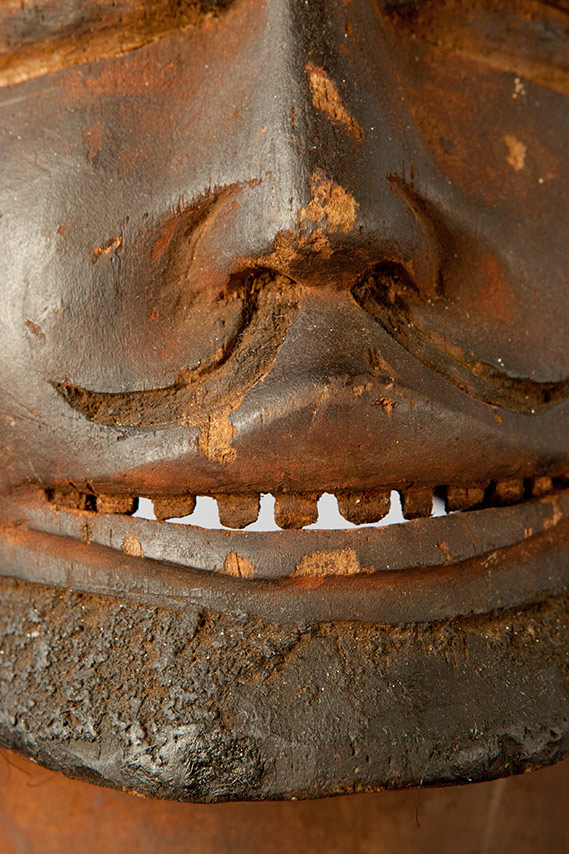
53,260,569,426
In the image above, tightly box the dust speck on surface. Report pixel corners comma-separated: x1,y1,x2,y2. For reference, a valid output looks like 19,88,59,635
121,533,144,557
512,77,526,99
307,63,363,141
223,552,255,578
504,136,526,172
294,548,372,577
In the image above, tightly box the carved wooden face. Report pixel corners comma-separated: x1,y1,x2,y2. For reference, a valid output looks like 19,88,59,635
0,0,568,801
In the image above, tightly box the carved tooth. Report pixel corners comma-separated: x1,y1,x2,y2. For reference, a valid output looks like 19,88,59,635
493,478,524,505
337,490,390,525
47,489,95,512
274,492,319,529
445,485,485,512
401,487,433,519
531,476,553,498
96,494,138,515
153,495,196,522
216,494,260,529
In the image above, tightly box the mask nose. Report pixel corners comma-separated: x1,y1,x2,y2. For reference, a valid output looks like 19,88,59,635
172,0,440,296
58,0,442,396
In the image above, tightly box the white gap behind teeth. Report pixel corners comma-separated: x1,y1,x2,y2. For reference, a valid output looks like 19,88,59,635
132,491,448,531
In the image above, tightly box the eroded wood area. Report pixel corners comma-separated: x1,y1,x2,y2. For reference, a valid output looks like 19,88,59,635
307,63,364,141
0,575,567,802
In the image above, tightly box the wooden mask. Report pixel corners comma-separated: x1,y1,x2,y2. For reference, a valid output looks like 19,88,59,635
0,0,568,799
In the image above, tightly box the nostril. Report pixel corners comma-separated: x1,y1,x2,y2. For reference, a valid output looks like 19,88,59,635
351,259,426,322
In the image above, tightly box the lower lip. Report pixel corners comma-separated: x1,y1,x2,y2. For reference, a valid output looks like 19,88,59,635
1,487,568,627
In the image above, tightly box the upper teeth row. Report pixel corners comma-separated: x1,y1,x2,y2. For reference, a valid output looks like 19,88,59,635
45,475,558,530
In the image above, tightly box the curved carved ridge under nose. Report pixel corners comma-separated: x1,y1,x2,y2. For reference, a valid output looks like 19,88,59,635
52,272,302,429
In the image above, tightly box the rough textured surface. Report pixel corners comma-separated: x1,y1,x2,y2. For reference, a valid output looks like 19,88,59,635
401,487,434,519
336,490,391,526
0,576,567,802
95,494,138,516
153,495,196,522
216,493,260,529
274,492,320,529
299,172,359,234
223,551,255,577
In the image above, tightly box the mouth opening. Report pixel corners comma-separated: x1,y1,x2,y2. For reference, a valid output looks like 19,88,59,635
24,473,569,578
1,473,568,625
45,475,567,532
130,490,435,531
43,472,562,533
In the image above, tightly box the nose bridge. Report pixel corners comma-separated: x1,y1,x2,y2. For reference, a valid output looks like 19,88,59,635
290,0,440,283
186,0,311,264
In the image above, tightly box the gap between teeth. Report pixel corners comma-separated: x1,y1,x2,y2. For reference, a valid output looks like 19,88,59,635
132,491,448,531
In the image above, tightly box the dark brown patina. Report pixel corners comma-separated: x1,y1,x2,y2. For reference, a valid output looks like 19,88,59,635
0,0,568,801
